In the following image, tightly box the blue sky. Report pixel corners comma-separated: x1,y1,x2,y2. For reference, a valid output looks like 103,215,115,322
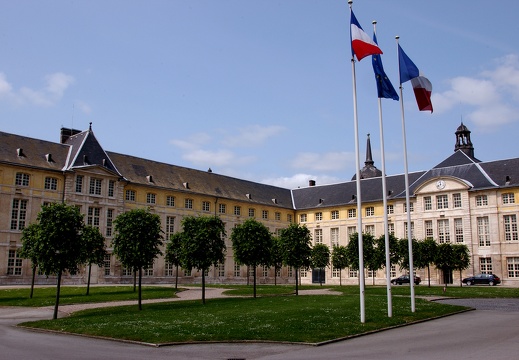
1,1,518,189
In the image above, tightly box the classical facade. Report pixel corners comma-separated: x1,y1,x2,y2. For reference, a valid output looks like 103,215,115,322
1,123,518,286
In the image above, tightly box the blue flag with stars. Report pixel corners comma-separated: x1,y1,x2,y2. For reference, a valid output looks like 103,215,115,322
371,33,399,100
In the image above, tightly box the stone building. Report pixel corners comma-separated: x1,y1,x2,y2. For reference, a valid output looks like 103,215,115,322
1,123,518,286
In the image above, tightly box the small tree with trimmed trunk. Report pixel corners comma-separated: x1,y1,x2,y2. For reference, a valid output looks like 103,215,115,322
81,225,107,295
279,223,312,295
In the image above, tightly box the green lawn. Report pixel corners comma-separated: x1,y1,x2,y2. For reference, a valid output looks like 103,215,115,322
6,284,516,344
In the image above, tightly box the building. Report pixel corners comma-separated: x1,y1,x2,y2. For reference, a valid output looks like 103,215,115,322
1,123,518,286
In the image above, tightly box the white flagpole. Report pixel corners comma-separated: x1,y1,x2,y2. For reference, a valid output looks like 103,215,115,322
396,36,416,312
349,0,365,324
374,21,392,318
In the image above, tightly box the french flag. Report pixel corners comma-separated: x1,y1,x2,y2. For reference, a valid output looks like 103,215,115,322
350,10,382,61
398,44,433,113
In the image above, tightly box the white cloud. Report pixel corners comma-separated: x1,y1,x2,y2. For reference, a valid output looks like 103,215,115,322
0,71,75,107
291,151,355,171
432,54,519,130
223,124,285,147
261,173,341,189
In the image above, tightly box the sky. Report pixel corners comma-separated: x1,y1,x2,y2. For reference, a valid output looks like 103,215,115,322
1,1,518,190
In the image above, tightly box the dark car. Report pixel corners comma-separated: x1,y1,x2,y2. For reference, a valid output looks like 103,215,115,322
391,275,421,285
462,273,501,286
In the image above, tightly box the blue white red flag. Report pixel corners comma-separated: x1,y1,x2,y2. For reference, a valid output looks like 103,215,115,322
350,10,382,61
398,44,433,112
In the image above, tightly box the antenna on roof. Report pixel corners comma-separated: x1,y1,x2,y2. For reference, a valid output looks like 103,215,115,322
71,103,75,135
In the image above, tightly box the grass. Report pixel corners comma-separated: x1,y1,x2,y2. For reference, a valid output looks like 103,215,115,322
0,286,178,307
6,284,517,344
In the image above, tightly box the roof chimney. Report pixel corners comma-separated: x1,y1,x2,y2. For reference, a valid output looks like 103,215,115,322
309,180,316,187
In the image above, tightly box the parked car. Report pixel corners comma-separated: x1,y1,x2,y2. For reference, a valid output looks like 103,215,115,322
391,275,421,285
462,273,501,286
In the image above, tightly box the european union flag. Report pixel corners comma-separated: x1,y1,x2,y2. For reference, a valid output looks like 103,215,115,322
372,33,399,100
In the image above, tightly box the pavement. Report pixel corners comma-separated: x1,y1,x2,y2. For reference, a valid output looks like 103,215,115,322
1,288,519,360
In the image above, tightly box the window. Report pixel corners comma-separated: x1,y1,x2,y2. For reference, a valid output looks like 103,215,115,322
146,193,156,204
234,206,241,216
122,267,132,276
87,207,101,228
315,212,322,221
15,173,30,187
424,196,432,211
437,219,450,243
348,208,356,218
125,189,136,201
503,193,515,204
300,214,307,222
202,201,210,212
219,264,226,277
262,265,268,277
287,267,293,278
476,195,488,206
504,215,518,241
287,214,293,223
387,204,394,214
404,202,414,213
44,177,58,190
365,207,375,217
314,229,323,244
390,265,397,278
331,210,339,220
349,268,358,278
7,250,22,275
332,266,340,278
219,203,226,214
365,225,375,235
347,226,357,238
106,209,114,237
480,257,492,274
262,210,268,219
300,268,307,277
75,175,83,193
10,199,28,230
143,266,153,277
388,222,395,236
477,217,490,246
166,196,175,207
331,228,339,246
454,218,464,243
108,180,115,197
185,198,193,209
89,178,102,195
275,212,281,221
103,254,111,276
165,216,175,241
165,262,174,276
507,257,519,278
248,208,255,217
404,221,415,239
234,264,241,277
425,220,433,239
436,195,448,209
453,193,462,208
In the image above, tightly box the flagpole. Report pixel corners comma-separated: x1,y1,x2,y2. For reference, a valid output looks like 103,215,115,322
373,21,392,318
349,0,365,324
396,35,416,313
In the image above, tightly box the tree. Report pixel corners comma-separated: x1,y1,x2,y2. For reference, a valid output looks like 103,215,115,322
416,238,438,287
434,243,455,286
112,208,164,310
279,223,312,295
230,218,273,298
32,203,85,319
331,245,349,286
311,244,330,286
270,236,284,286
375,233,400,284
180,215,226,304
397,237,420,273
81,225,107,296
19,223,41,299
165,232,184,290
345,232,375,284
452,244,471,287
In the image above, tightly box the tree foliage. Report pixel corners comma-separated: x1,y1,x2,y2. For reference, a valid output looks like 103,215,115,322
165,231,184,289
311,243,330,286
230,218,272,298
81,225,107,295
434,243,456,286
270,236,284,286
331,245,349,286
112,208,164,310
452,244,471,287
180,215,226,304
279,223,312,295
416,238,438,287
19,223,41,299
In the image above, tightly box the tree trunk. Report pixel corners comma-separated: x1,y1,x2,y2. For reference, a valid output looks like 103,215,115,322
295,267,299,296
253,266,257,298
53,270,62,320
339,269,342,286
133,271,137,292
138,267,142,310
86,263,92,295
274,267,277,286
175,264,179,290
30,265,36,299
202,270,206,305
427,265,431,287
